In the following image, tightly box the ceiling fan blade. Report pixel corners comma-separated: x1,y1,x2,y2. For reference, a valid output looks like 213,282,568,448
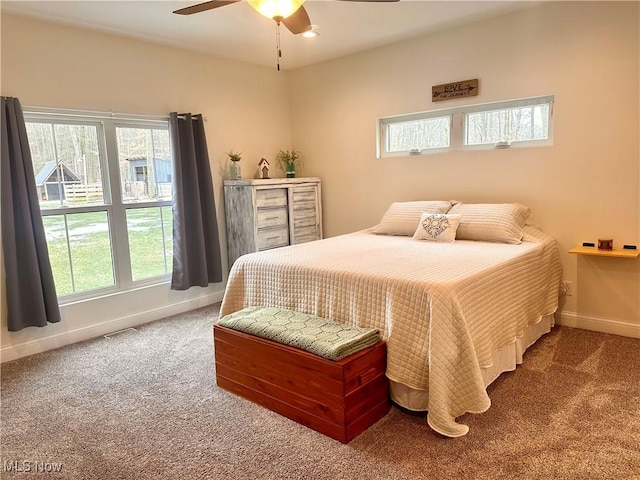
282,5,312,35
173,0,240,15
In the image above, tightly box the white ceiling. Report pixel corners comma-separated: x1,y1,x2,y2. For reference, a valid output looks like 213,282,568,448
1,1,538,70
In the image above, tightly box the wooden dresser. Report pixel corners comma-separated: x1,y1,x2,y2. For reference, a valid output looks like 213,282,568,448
223,177,322,267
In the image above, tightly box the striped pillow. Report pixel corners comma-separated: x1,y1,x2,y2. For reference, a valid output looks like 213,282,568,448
373,201,455,236
449,203,531,244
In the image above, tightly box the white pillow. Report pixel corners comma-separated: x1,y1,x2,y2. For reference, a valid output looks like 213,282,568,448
448,203,531,244
373,201,455,236
412,213,461,242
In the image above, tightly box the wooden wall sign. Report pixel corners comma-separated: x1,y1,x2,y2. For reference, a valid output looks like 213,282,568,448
432,79,479,102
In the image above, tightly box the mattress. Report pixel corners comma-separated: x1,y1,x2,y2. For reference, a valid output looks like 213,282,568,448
220,225,563,437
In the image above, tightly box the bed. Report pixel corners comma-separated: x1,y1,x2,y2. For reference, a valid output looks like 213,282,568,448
219,201,563,437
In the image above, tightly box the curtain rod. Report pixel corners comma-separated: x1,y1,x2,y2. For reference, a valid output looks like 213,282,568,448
23,106,206,122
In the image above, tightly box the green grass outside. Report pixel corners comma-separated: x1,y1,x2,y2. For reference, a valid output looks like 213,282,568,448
43,207,173,296
127,207,173,281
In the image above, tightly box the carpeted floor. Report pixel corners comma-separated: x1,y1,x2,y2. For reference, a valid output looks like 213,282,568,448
1,304,639,479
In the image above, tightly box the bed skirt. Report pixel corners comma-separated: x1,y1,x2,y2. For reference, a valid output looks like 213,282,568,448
389,313,555,412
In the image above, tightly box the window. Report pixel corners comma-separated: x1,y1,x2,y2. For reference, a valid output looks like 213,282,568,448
464,98,552,147
385,116,450,154
24,110,173,301
378,95,553,157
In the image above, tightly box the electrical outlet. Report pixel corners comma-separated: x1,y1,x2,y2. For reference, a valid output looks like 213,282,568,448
563,281,574,296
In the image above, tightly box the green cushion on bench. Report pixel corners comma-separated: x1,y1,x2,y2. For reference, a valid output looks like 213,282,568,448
218,306,381,361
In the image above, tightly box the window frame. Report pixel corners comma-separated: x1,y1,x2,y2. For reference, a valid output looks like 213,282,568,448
24,109,173,304
380,114,452,156
377,95,554,158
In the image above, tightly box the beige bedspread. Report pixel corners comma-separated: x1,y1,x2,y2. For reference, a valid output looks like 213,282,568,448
220,226,563,437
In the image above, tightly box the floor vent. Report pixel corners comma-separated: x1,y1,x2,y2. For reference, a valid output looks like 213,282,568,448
104,327,139,339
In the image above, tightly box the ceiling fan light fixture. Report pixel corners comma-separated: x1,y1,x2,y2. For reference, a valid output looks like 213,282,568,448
247,0,305,21
302,25,319,38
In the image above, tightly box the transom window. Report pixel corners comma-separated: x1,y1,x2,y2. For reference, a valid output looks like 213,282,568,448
24,111,173,301
378,95,554,157
386,116,450,153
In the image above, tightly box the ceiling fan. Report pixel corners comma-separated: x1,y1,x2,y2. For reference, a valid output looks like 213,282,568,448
173,0,400,36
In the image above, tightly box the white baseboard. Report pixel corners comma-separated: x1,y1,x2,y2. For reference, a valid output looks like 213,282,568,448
1,290,224,363
557,311,640,339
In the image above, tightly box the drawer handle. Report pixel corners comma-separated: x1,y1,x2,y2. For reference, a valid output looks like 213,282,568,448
266,217,278,221
267,236,279,241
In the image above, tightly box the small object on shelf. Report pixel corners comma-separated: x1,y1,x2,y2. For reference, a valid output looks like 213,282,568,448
226,150,242,180
229,162,241,180
257,157,270,179
597,239,613,251
623,245,637,250
582,242,595,247
276,149,302,179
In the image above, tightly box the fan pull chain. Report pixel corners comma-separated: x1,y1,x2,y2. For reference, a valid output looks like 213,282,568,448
275,22,282,71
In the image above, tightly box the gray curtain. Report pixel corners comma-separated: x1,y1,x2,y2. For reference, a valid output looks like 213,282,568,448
1,97,61,331
169,112,222,290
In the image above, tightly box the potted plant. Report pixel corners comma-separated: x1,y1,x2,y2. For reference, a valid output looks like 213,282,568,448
226,151,242,179
276,149,302,178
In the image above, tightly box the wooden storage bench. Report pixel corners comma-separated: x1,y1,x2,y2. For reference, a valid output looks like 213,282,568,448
214,324,390,443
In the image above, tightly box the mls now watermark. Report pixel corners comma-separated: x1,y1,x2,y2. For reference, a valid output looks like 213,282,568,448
3,460,63,474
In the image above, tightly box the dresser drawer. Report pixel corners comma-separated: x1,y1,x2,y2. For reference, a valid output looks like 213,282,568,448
293,200,316,212
294,226,319,244
256,189,287,208
257,226,289,250
292,188,317,203
257,207,288,229
294,214,317,229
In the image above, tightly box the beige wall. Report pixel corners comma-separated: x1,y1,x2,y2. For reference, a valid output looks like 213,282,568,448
289,2,640,334
0,14,293,359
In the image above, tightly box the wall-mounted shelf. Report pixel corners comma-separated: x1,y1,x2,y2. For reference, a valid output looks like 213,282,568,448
569,245,640,259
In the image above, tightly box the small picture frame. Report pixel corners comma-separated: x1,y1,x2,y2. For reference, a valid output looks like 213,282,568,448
597,239,613,251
